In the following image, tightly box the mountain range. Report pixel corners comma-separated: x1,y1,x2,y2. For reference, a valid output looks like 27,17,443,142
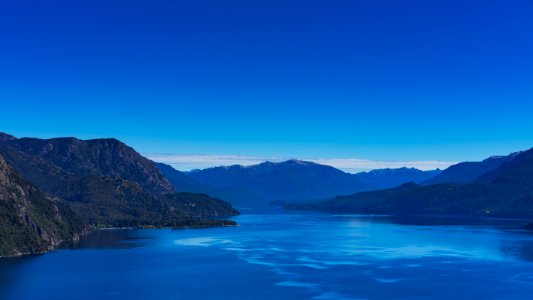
288,148,533,218
3,130,531,256
158,160,440,207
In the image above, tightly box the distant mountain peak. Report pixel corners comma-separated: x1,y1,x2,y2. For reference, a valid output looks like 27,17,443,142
187,158,371,203
214,159,318,170
361,167,420,174
257,159,313,166
284,159,310,164
267,159,316,167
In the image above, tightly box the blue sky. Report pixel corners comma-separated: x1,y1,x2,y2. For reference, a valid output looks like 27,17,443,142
1,0,532,171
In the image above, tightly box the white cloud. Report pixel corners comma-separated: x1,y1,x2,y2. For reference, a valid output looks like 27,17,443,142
145,153,456,173
311,158,456,173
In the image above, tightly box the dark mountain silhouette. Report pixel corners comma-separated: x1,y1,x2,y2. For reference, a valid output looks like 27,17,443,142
288,148,533,219
422,153,518,185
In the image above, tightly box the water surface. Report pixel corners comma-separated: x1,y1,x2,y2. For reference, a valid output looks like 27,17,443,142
2,212,533,299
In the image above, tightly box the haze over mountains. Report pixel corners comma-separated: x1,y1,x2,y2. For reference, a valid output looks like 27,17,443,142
289,149,533,218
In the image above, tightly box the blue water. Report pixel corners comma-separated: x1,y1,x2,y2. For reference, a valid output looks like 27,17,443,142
2,212,533,299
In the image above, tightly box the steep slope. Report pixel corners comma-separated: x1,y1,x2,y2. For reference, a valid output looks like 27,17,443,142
0,133,174,196
292,148,533,218
156,162,266,207
0,154,85,256
355,167,441,189
0,133,238,227
188,160,371,203
422,154,518,185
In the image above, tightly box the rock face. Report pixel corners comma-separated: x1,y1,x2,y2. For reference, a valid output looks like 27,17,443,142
292,148,533,218
0,153,85,257
0,133,238,229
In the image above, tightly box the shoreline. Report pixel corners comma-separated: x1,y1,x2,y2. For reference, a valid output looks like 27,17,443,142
0,219,238,258
96,223,240,230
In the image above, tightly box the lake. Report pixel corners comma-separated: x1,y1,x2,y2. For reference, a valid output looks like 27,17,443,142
2,211,533,299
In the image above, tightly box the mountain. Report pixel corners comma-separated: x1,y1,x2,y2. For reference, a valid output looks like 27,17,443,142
0,133,174,196
155,162,213,193
0,153,85,257
155,162,266,207
183,160,440,206
187,160,372,204
355,167,441,190
0,133,238,228
289,148,533,218
422,154,518,185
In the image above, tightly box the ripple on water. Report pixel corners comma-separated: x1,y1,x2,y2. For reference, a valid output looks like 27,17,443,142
173,237,234,246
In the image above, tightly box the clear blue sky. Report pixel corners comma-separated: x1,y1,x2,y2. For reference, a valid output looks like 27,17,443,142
0,0,532,167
